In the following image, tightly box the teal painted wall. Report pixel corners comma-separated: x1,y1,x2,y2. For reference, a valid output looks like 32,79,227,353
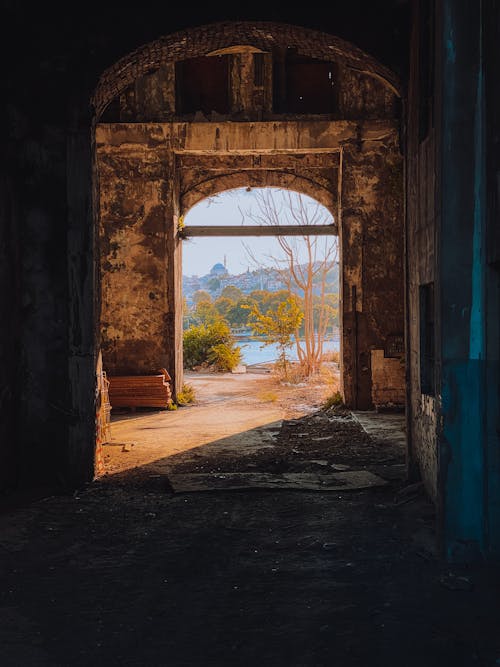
440,0,500,560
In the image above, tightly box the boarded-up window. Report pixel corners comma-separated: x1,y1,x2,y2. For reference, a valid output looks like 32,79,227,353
419,283,435,395
274,49,338,114
176,56,230,115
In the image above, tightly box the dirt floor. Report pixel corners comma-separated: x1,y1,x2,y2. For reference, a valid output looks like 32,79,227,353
1,369,500,666
102,369,339,479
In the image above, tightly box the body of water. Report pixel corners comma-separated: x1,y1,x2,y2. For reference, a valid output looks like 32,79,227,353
236,338,340,366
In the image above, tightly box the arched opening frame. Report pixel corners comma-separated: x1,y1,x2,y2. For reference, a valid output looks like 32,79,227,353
93,22,404,480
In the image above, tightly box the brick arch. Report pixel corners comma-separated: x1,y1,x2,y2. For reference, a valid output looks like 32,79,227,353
93,21,400,118
181,170,337,219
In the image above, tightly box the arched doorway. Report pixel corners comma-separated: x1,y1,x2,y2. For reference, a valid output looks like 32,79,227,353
181,185,340,374
94,21,404,424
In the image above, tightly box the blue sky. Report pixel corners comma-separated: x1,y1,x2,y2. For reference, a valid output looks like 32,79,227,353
182,188,336,277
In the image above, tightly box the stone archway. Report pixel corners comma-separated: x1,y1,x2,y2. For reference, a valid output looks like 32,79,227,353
92,21,400,119
180,167,337,217
95,21,404,411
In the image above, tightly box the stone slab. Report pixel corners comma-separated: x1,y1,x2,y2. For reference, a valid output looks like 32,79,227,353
168,470,387,493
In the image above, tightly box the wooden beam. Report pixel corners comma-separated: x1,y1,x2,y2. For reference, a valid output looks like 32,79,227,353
181,224,338,237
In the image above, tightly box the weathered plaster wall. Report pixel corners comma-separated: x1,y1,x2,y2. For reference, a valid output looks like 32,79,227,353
338,66,397,119
341,130,404,409
97,144,173,377
96,120,403,408
116,66,176,123
370,350,405,408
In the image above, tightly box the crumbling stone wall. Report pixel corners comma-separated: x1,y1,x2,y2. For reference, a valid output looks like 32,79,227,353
98,144,173,375
341,128,404,408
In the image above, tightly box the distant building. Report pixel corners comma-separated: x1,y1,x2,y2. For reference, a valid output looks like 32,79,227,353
210,262,227,276
183,261,338,301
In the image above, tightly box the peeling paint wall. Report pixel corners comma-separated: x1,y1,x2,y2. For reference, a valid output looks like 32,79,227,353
406,0,500,560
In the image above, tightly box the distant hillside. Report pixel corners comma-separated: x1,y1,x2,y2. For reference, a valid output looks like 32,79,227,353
183,262,339,303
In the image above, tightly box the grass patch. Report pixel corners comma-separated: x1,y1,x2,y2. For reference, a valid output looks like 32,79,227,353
322,350,340,364
177,383,196,406
258,390,279,403
274,361,308,384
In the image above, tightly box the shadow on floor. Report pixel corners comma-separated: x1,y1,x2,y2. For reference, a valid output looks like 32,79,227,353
1,410,499,666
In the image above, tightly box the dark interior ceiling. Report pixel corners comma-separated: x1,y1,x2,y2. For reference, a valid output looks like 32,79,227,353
2,0,410,131
4,1,410,75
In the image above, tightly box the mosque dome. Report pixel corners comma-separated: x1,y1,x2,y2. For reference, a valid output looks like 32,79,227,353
210,263,227,275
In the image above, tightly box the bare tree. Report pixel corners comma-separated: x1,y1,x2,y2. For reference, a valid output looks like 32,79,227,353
242,189,338,376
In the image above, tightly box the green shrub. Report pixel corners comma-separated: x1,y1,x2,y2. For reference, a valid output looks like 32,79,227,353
177,383,196,406
183,321,241,372
323,391,344,409
207,343,242,372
